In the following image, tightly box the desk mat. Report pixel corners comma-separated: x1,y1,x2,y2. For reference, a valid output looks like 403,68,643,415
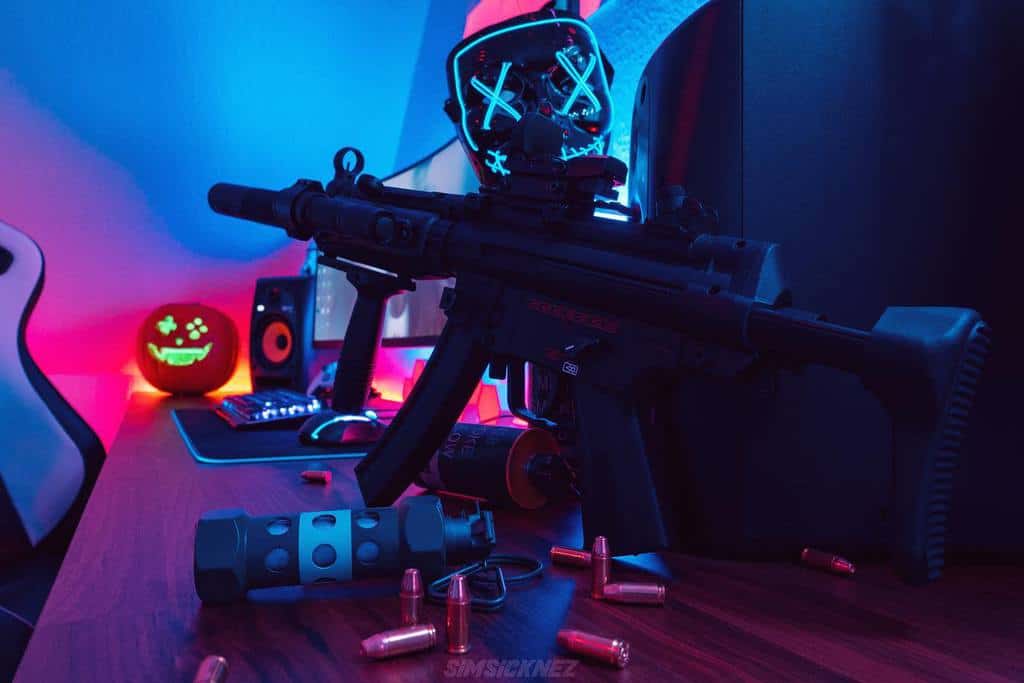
172,408,368,464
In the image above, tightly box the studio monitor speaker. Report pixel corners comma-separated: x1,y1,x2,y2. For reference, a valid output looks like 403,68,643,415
250,276,315,392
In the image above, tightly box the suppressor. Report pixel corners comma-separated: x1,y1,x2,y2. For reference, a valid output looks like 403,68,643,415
194,495,494,603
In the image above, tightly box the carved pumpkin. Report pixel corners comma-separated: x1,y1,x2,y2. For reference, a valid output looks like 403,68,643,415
136,303,238,395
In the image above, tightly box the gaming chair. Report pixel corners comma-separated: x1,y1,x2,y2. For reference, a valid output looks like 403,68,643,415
0,220,106,679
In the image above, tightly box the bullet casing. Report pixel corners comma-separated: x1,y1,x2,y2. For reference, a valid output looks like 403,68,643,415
591,536,610,599
400,568,424,626
193,655,229,683
361,624,437,659
446,574,471,655
801,547,856,576
550,545,591,567
400,591,422,626
601,581,666,605
557,629,630,668
300,470,332,484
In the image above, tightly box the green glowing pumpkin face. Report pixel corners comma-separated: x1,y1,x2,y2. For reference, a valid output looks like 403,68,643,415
147,314,213,366
136,303,238,394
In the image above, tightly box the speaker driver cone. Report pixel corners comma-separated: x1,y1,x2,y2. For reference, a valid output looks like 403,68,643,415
260,319,293,366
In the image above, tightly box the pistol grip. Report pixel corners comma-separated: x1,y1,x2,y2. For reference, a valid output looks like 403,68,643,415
574,382,671,556
355,319,490,506
864,308,991,584
332,293,386,412
333,270,412,413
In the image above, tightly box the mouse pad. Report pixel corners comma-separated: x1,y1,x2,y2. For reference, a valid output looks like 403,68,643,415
172,409,369,464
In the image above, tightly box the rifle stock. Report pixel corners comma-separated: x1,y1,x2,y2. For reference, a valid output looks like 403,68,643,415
863,308,991,583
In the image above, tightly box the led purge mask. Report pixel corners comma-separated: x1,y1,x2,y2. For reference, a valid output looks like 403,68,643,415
445,10,615,187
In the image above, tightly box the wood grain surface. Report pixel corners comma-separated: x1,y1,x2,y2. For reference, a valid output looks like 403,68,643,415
14,394,1024,682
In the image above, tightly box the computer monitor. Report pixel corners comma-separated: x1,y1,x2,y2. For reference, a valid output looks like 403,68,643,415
313,138,476,348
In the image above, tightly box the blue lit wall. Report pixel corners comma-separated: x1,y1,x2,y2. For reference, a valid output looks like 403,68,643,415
0,0,431,259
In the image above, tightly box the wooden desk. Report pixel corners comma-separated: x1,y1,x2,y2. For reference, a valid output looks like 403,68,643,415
15,394,1023,682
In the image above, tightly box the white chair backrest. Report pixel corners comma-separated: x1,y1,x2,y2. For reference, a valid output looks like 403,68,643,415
0,220,83,550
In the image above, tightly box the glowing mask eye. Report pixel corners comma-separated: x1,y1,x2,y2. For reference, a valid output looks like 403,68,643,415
553,49,602,116
469,62,522,131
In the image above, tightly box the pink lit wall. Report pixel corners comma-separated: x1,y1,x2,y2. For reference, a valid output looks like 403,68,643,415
464,0,600,36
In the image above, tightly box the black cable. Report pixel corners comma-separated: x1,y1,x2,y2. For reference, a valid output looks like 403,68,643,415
477,412,517,425
427,554,544,612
